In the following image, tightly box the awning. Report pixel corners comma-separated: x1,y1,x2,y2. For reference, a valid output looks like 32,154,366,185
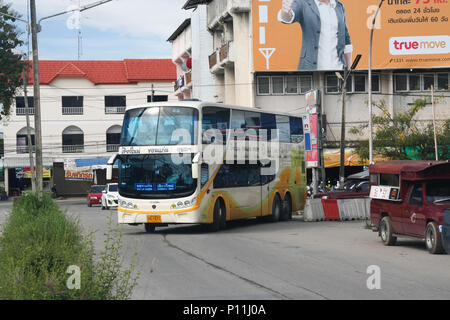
324,148,389,168
0,157,55,168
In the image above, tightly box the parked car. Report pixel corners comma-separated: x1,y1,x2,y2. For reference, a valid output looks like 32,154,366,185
101,183,119,210
313,171,370,199
370,160,450,254
87,185,106,207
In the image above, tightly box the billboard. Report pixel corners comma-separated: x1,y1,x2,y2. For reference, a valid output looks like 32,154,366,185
253,0,450,71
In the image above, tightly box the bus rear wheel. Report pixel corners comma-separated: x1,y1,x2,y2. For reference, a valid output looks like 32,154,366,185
280,194,292,221
269,195,281,222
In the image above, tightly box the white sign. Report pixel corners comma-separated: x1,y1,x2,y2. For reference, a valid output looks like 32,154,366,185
370,185,400,201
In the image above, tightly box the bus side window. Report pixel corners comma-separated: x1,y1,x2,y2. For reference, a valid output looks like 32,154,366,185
276,115,290,143
289,117,303,143
261,113,276,141
202,107,230,144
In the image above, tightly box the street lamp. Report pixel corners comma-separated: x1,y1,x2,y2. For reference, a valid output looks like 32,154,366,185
337,54,362,187
368,0,385,165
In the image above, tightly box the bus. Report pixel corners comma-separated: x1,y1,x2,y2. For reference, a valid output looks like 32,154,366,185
107,101,307,233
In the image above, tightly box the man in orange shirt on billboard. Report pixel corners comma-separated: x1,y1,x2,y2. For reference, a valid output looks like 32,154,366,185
278,0,353,71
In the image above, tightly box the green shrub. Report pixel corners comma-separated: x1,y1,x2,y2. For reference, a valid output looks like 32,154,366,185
0,192,139,300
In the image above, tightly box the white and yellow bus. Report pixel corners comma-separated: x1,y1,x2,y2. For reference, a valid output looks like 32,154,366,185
107,101,307,233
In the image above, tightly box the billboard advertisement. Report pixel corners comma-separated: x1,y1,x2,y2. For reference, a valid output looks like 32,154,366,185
253,0,450,71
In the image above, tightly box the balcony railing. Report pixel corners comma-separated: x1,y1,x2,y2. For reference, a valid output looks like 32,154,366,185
185,71,192,85
105,106,126,114
17,145,36,154
62,145,84,153
16,108,35,116
62,107,83,115
209,50,218,69
106,144,120,152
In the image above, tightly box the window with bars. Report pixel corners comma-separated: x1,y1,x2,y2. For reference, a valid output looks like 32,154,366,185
256,75,312,95
394,72,449,92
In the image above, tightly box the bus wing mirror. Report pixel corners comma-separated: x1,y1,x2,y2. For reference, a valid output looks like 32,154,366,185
107,154,118,181
192,164,199,179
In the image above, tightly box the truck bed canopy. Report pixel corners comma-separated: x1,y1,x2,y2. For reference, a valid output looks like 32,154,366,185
369,161,450,181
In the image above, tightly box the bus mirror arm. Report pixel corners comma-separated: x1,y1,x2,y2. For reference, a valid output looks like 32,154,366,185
106,154,118,181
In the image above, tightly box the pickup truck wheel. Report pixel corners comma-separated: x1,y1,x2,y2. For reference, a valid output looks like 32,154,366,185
425,222,444,254
380,216,397,246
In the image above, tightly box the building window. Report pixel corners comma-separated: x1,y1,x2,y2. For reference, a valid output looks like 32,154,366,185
299,76,312,93
285,76,298,94
62,96,83,115
326,75,340,93
394,72,450,92
106,125,121,152
62,126,84,153
15,97,35,115
147,95,168,102
256,75,312,95
272,76,284,95
16,127,35,154
257,76,270,95
105,96,126,114
326,73,380,94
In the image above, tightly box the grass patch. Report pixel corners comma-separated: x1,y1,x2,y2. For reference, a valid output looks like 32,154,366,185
0,192,139,300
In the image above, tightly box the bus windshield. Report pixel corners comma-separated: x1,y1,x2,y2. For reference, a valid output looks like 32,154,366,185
121,106,198,146
118,154,197,199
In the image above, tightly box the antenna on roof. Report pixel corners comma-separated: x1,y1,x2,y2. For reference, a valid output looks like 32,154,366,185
77,0,83,60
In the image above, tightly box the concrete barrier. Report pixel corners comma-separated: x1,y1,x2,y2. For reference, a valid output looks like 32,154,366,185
322,199,340,221
303,198,325,222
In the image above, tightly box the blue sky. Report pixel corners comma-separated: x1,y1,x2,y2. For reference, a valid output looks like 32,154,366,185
11,0,190,60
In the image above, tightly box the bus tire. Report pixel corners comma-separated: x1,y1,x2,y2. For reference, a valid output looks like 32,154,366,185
425,221,444,254
144,223,156,233
269,195,281,223
280,194,292,221
208,199,225,232
380,216,396,246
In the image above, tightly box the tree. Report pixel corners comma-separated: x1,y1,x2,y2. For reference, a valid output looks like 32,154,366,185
350,98,450,161
0,1,24,118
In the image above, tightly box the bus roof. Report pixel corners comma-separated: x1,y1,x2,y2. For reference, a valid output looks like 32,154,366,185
369,160,450,180
124,101,302,118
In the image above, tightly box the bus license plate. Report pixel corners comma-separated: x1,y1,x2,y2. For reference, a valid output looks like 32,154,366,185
147,215,161,223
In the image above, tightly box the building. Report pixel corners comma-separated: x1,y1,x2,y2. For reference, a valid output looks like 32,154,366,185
176,0,450,180
2,59,176,196
168,5,215,102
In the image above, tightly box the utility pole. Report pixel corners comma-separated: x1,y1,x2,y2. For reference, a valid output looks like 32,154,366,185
431,85,438,161
30,0,44,193
336,55,361,187
339,68,348,187
23,68,36,192
368,0,385,165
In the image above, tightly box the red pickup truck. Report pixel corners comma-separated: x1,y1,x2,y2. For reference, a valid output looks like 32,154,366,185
370,161,450,254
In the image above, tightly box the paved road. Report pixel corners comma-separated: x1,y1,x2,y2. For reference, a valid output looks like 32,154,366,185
1,199,449,300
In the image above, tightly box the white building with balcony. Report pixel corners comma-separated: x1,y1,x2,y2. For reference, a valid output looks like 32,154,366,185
178,0,450,180
169,5,215,102
2,59,176,196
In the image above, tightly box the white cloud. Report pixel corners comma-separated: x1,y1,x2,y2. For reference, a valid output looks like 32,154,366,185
11,0,191,39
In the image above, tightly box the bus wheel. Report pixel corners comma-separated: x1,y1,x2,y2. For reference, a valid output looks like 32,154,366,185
269,195,281,222
144,223,156,233
380,216,396,246
208,200,225,232
280,195,292,221
425,221,444,254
